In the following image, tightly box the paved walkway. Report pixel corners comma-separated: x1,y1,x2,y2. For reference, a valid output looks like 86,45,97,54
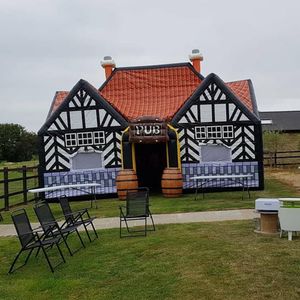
0,209,258,237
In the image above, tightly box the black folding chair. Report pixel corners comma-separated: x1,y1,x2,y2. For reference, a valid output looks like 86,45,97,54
34,201,85,256
119,187,155,238
9,209,65,274
59,196,98,242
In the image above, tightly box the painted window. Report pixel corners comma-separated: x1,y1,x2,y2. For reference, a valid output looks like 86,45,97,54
65,133,77,147
194,127,206,139
94,131,105,145
194,125,234,140
199,143,232,162
70,151,103,170
64,131,106,147
207,126,222,139
78,132,93,146
223,125,234,138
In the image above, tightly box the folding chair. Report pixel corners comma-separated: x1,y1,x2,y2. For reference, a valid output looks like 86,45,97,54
119,187,155,238
59,196,98,242
8,209,65,273
34,201,85,256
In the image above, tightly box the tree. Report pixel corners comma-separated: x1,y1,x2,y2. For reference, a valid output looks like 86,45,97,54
0,123,38,162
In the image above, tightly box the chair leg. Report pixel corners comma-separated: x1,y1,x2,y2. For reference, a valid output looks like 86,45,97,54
84,221,98,241
145,217,147,236
35,245,42,257
83,222,92,242
124,218,131,233
149,213,156,231
58,231,73,256
120,217,131,238
24,248,34,265
8,249,23,274
61,233,73,256
120,216,123,238
41,245,54,273
90,221,99,239
56,243,66,263
75,229,85,248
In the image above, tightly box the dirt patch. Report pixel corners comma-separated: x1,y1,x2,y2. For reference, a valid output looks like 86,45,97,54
265,168,300,191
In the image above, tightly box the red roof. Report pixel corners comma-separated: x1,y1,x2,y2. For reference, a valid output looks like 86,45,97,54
100,65,201,121
52,91,69,114
49,64,254,120
226,80,252,111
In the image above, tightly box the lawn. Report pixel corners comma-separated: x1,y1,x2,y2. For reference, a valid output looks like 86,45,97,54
1,168,300,299
1,221,300,299
0,175,298,224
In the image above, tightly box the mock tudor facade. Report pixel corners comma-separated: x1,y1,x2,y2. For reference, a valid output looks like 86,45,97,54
38,51,264,198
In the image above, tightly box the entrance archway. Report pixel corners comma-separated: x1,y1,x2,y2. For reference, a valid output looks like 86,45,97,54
135,143,167,191
121,121,181,192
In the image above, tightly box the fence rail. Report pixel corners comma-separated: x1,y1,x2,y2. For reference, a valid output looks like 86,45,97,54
0,165,39,211
264,150,300,167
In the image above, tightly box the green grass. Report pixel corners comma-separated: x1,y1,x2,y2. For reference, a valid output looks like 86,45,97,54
1,221,300,299
0,160,38,168
0,176,298,224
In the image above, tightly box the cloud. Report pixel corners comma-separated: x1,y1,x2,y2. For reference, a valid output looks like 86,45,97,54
0,0,300,131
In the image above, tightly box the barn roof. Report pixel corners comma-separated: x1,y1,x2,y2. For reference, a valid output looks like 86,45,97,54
48,62,257,121
260,111,300,131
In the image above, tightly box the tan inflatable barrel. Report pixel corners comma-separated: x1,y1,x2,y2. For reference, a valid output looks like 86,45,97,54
116,169,138,200
161,168,183,198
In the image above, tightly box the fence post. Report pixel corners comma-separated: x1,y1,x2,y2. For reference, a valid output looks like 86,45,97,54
274,152,277,167
22,166,28,205
3,167,9,211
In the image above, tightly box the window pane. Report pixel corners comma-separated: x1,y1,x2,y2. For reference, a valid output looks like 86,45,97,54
71,152,103,170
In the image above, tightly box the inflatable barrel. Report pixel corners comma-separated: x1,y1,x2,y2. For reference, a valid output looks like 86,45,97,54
116,169,138,200
161,167,183,198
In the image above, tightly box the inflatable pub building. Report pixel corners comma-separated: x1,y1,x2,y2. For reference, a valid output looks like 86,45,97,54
38,49,264,199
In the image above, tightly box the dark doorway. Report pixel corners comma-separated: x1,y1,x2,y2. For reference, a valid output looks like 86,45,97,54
135,143,167,191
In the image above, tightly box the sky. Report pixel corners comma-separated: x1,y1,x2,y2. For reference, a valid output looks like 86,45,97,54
0,0,300,132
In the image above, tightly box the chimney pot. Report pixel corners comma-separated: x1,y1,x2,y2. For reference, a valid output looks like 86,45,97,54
101,56,116,79
189,49,203,73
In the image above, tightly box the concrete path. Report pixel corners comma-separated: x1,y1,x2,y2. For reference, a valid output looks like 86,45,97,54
0,209,258,237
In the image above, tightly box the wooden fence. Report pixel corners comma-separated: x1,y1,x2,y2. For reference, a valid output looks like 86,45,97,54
264,150,300,167
0,152,299,211
0,165,39,211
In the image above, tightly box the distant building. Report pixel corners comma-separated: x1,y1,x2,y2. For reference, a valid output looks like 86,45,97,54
260,111,300,132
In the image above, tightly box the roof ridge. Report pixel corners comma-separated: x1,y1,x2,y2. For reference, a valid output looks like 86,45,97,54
260,110,300,113
114,62,192,71
226,79,250,84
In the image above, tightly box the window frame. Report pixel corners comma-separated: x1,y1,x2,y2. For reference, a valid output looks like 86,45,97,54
64,131,106,148
194,125,234,140
65,133,77,147
222,125,234,139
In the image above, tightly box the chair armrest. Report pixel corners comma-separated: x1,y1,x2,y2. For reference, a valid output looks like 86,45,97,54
74,208,88,214
73,209,89,219
39,221,60,233
18,230,42,237
31,226,46,233
56,214,69,221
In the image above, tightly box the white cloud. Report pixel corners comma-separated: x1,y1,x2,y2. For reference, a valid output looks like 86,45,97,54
0,0,300,131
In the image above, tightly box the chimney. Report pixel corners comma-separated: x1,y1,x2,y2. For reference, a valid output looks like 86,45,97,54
101,56,116,79
189,49,203,73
